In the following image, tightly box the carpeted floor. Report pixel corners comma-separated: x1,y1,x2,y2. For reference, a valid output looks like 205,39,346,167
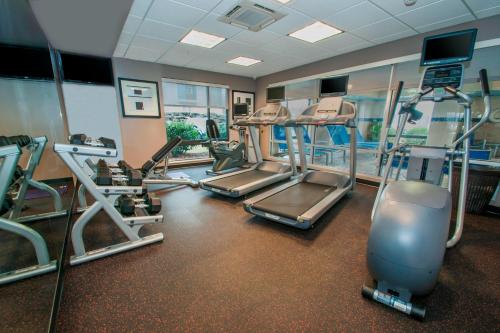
56,166,499,332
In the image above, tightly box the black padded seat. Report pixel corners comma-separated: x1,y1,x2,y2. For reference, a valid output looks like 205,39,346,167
152,136,182,162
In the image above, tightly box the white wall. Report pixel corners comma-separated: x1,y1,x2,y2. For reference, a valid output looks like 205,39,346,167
63,83,124,161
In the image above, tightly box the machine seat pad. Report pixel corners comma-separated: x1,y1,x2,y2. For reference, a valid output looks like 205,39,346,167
384,181,450,209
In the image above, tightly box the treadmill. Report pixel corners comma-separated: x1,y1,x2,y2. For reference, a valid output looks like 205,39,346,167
244,76,357,229
199,86,296,198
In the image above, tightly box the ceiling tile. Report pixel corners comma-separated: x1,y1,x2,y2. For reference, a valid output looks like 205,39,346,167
289,0,364,19
260,36,323,56
185,57,226,71
126,45,164,62
213,40,257,59
129,0,153,17
137,19,187,42
231,29,282,46
147,0,207,28
324,1,391,31
352,17,411,41
118,31,134,45
464,0,500,11
369,0,441,15
414,13,475,33
173,0,221,11
123,15,143,34
475,5,500,18
158,44,198,66
158,43,225,67
130,35,174,53
316,32,372,51
194,13,243,38
113,43,128,57
265,7,314,35
396,0,470,29
371,29,416,44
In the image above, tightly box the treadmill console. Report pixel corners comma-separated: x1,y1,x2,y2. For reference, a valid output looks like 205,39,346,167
421,64,463,90
296,97,355,125
247,103,290,125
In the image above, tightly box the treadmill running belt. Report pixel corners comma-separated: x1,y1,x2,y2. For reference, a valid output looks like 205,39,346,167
252,182,336,220
204,170,276,191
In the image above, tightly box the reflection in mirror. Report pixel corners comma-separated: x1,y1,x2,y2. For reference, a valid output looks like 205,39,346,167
0,0,72,332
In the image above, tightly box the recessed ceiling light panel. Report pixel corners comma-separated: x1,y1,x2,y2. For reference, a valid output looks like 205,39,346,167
227,56,262,66
180,30,225,48
275,0,291,3
289,21,342,43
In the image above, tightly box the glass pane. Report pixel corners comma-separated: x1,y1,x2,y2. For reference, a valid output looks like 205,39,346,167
285,80,317,100
270,99,312,159
209,86,228,108
168,143,209,161
209,107,228,140
164,82,207,107
165,105,208,139
320,65,391,176
0,76,72,332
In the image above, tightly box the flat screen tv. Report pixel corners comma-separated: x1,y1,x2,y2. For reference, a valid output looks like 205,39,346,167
0,44,54,80
320,75,349,97
59,52,114,85
420,29,477,66
266,86,285,103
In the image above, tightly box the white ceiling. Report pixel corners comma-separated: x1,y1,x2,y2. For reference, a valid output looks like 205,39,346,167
113,0,500,78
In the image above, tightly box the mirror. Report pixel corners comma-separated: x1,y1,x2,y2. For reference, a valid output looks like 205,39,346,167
0,0,73,332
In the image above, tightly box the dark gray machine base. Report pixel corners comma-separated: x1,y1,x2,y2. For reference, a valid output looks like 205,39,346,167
361,285,426,320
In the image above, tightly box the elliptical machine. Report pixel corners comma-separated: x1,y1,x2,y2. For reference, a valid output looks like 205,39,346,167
362,29,493,319
205,119,246,175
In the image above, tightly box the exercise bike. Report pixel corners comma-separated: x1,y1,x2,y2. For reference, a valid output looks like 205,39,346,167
361,29,494,319
205,119,246,175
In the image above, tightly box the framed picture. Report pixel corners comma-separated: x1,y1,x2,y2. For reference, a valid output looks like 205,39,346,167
232,90,255,119
119,78,161,118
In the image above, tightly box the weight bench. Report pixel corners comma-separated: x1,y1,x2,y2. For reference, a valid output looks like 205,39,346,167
140,136,198,189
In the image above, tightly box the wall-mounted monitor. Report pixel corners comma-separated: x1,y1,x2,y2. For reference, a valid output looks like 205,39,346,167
0,44,54,80
320,75,349,97
266,86,285,103
420,29,477,66
233,103,249,118
59,52,114,85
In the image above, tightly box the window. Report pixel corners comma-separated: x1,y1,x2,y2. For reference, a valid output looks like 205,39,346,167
163,80,229,161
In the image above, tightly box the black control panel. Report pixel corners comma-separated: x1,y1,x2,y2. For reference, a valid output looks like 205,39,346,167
421,64,463,89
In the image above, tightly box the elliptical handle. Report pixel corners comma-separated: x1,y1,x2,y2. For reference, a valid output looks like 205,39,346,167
479,69,490,97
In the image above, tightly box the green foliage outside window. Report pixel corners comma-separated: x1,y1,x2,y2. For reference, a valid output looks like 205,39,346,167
166,122,202,157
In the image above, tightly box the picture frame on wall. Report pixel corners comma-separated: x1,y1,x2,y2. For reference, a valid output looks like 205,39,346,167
232,90,255,119
118,78,161,118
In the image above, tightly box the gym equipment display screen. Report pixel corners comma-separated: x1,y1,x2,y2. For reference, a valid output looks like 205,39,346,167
267,86,285,103
0,44,54,80
233,103,249,117
60,52,114,85
320,75,349,97
420,29,477,66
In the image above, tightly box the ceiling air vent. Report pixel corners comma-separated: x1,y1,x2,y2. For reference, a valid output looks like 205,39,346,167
218,0,285,32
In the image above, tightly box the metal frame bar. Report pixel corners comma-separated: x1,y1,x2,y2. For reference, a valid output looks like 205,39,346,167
9,136,67,223
54,144,164,266
0,145,57,285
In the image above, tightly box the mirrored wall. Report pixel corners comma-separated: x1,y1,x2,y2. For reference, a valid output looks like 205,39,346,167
0,1,73,332
269,44,500,182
